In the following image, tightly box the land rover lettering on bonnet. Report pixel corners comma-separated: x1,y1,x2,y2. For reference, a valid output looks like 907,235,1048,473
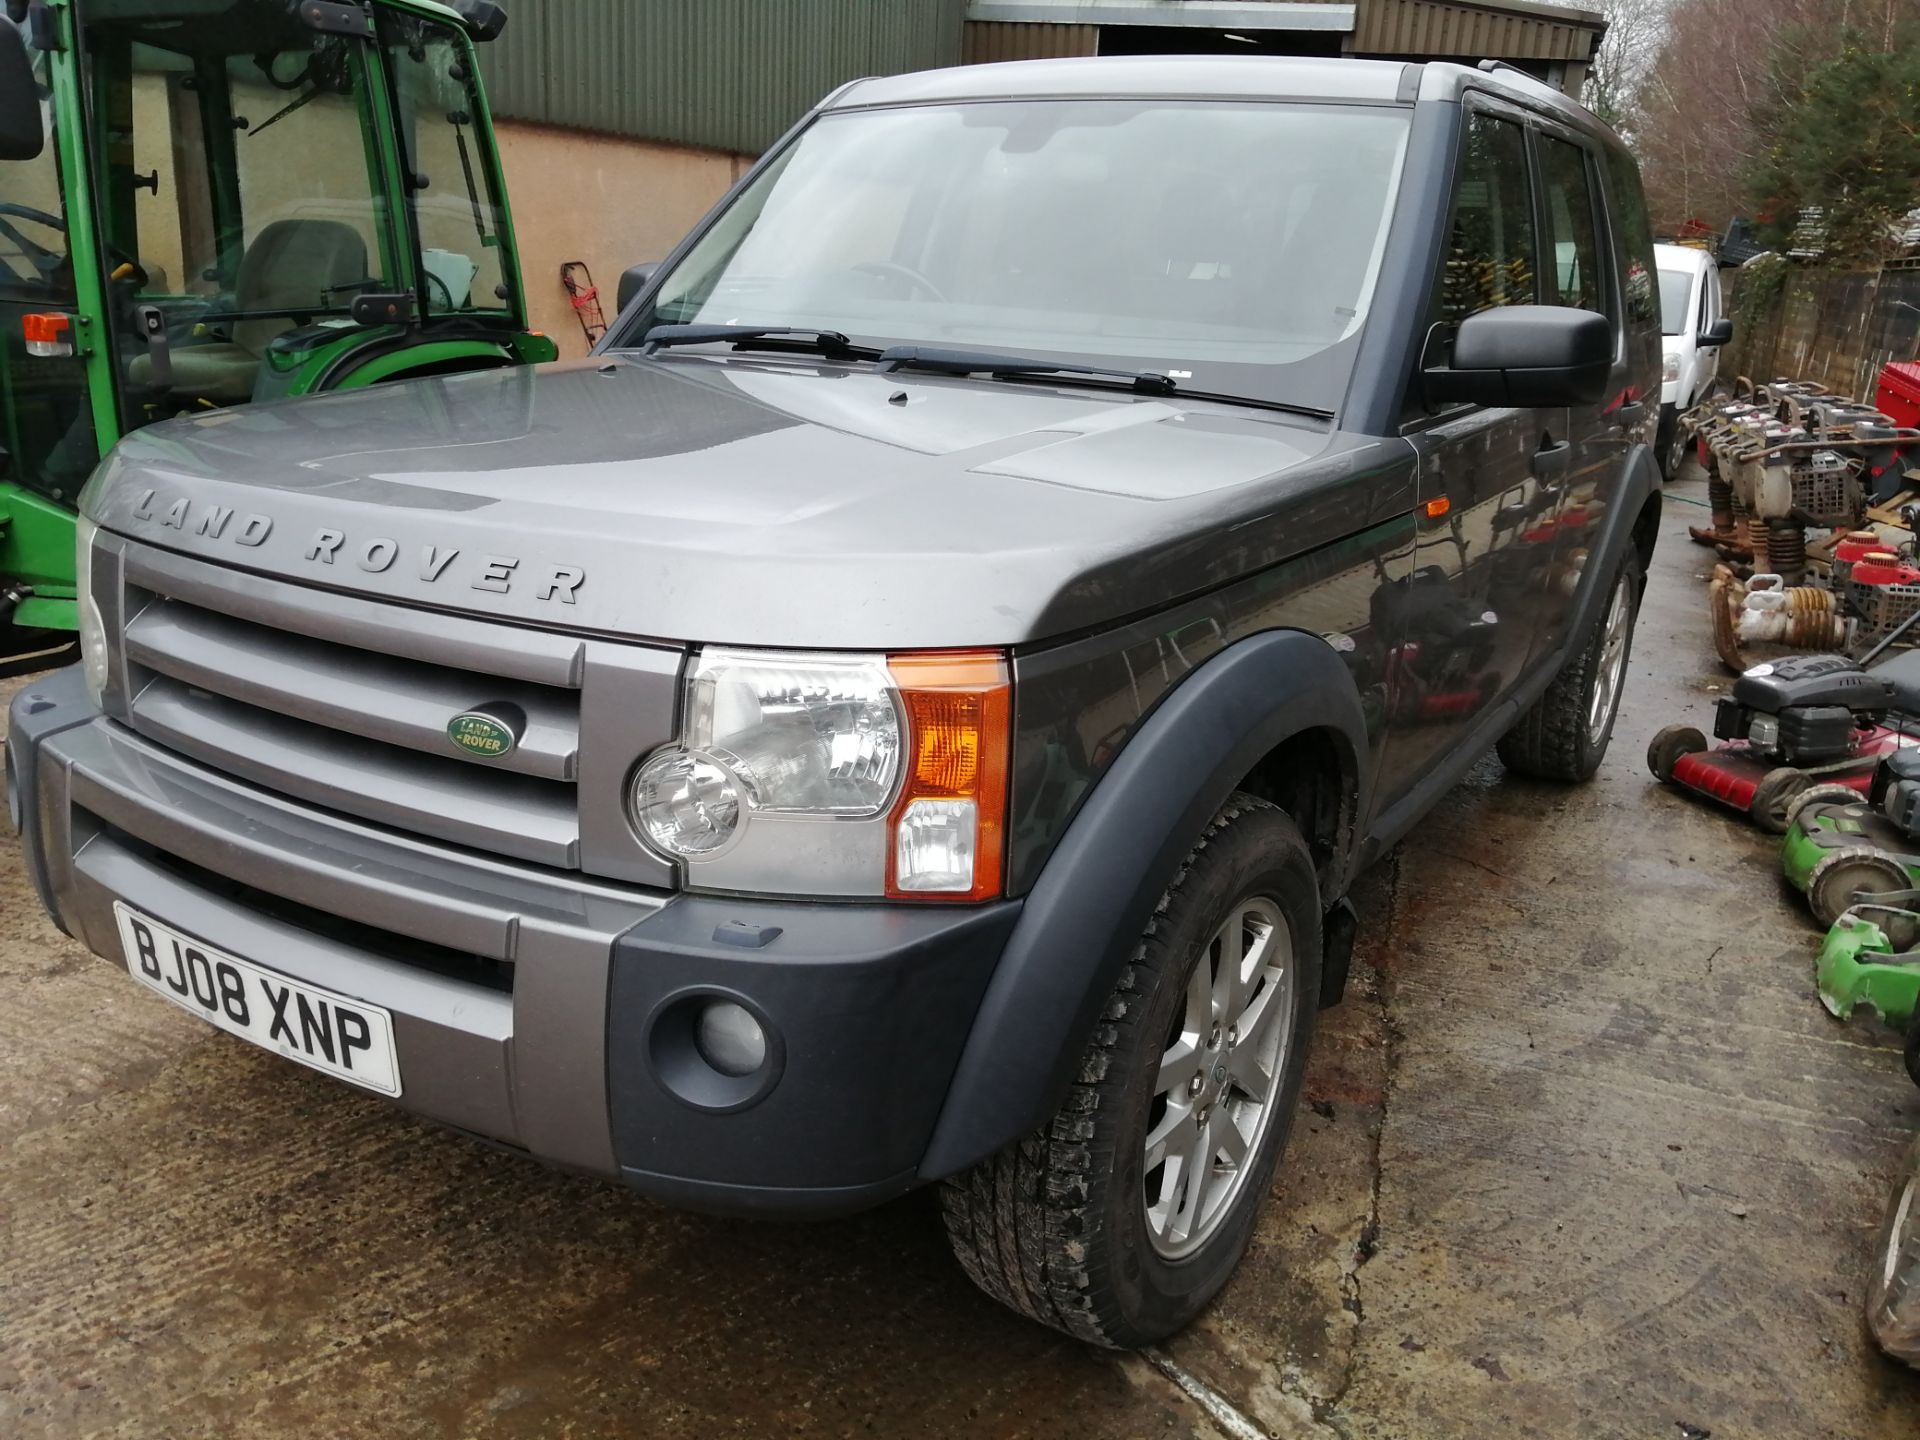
8,55,1660,1348
127,487,587,603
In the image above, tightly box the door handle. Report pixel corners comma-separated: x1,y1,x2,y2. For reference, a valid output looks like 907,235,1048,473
1532,438,1571,481
134,304,172,390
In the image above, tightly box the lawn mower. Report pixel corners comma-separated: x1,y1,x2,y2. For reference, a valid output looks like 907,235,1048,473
1649,641,1920,831
1781,744,1920,923
1809,901,1920,1370
1813,905,1920,1058
1807,905,1920,1365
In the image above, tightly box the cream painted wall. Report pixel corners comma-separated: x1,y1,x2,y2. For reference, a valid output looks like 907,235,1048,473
494,121,748,357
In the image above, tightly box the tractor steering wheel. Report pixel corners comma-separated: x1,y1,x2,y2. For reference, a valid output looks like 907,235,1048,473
0,202,148,287
0,201,67,270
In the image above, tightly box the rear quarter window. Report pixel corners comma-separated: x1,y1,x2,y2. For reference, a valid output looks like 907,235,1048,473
1602,148,1659,328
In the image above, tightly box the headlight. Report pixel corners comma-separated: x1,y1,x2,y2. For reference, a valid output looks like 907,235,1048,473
1663,353,1681,384
74,517,108,705
630,648,1009,900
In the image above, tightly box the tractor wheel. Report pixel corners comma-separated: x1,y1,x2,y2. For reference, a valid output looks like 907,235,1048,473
1808,849,1912,928
1647,725,1709,783
1906,1013,1920,1090
1783,782,1872,833
1750,767,1812,833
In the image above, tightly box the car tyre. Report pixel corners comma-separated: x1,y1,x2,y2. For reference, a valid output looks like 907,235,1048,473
939,795,1321,1348
1661,410,1690,482
1498,560,1640,782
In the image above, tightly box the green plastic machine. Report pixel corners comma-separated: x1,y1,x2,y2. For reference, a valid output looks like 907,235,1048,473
0,0,554,660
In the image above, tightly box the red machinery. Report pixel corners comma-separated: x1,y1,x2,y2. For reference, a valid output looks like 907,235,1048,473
1878,362,1920,433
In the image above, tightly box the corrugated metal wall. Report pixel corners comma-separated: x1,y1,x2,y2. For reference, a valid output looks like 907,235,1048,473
481,0,967,156
1349,0,1597,62
962,20,1095,62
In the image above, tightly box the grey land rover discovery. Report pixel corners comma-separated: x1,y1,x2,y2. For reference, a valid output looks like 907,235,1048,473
8,55,1662,1345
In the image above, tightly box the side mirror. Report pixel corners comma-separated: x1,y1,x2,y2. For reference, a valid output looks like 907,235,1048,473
0,22,44,163
447,0,507,42
616,263,657,314
1424,305,1612,409
1698,316,1734,348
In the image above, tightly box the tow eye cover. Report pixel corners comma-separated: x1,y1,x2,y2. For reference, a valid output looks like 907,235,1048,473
447,710,519,759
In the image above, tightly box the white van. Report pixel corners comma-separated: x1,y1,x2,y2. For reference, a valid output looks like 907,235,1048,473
1655,242,1733,477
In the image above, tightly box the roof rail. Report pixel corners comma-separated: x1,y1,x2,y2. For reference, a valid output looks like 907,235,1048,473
1474,57,1555,92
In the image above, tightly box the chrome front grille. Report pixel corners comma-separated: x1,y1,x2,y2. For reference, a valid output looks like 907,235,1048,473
102,534,680,885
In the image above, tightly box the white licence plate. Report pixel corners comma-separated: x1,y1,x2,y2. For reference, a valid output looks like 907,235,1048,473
113,902,401,1096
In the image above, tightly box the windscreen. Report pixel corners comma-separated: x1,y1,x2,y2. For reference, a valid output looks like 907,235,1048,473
1658,267,1695,337
635,99,1414,413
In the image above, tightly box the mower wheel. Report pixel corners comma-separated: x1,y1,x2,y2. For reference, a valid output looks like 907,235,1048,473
1881,910,1920,954
1808,849,1913,928
1647,725,1709,783
1750,767,1812,833
1783,783,1872,833
1907,1013,1920,1090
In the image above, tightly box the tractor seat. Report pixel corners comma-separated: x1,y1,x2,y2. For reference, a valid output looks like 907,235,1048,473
127,218,368,405
1871,648,1920,716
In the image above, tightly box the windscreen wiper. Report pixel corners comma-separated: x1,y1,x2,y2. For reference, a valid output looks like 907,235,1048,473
874,345,1177,395
641,324,878,358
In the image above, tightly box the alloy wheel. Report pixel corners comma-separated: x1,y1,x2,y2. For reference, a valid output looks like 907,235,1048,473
1143,896,1296,1260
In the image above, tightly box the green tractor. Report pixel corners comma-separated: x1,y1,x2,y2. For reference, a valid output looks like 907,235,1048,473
0,0,554,665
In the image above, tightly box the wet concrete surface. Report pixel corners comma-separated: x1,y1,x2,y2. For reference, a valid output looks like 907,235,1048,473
5,471,1920,1437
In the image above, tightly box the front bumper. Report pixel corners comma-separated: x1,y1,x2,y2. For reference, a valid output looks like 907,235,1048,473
7,668,1018,1215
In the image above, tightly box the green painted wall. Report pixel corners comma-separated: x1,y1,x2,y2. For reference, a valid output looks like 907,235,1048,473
480,0,967,156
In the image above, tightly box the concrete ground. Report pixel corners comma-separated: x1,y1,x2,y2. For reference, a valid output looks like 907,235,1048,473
5,471,1920,1438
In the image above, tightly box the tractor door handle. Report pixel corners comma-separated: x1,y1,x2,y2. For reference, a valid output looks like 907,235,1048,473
1532,438,1572,481
134,304,172,389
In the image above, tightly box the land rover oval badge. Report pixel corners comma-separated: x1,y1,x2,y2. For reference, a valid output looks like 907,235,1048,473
448,711,518,759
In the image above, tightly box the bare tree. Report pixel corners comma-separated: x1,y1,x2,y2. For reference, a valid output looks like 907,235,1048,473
1580,0,1670,137
1629,0,1911,233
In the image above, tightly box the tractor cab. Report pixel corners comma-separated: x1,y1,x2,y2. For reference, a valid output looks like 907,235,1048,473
0,0,550,652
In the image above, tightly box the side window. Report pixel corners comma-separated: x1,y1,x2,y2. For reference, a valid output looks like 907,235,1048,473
1539,135,1607,315
0,47,101,499
1602,148,1658,326
0,52,70,301
1434,112,1537,324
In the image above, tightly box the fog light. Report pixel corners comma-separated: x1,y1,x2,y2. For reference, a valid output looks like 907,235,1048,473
694,1000,767,1077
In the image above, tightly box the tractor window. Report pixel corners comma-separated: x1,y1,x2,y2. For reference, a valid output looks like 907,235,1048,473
381,15,508,316
81,7,396,430
0,44,100,501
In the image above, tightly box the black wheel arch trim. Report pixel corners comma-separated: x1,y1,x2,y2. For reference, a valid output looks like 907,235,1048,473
918,628,1369,1181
